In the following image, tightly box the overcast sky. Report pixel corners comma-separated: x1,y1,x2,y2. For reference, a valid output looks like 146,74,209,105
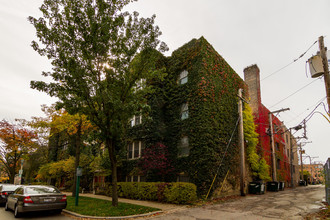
0,0,329,163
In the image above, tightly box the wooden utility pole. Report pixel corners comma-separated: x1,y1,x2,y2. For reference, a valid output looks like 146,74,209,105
268,108,290,182
289,129,294,187
238,88,245,196
299,144,304,181
318,36,330,111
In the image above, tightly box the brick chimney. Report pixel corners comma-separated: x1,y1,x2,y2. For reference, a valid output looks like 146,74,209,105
244,64,261,117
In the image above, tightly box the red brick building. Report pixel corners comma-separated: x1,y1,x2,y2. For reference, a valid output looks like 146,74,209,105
244,65,295,186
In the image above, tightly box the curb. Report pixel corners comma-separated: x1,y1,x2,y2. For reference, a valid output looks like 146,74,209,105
62,209,164,220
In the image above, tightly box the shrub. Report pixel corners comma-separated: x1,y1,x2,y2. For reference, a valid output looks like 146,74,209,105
164,182,197,204
96,182,197,204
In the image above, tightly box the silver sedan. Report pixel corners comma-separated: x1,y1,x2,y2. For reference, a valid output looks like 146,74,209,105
5,185,67,218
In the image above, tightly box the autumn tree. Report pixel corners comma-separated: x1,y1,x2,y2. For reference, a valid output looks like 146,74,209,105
0,120,38,183
29,105,94,194
29,0,167,206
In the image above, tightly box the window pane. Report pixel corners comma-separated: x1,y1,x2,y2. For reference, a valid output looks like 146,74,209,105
141,142,145,156
181,136,189,147
133,176,138,182
181,103,189,120
181,110,189,120
140,176,146,182
134,141,139,158
178,70,188,85
135,115,141,125
128,143,133,159
178,136,189,157
180,76,188,85
177,173,190,183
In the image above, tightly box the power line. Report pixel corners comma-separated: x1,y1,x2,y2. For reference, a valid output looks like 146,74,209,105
286,96,326,124
261,40,318,81
269,78,320,109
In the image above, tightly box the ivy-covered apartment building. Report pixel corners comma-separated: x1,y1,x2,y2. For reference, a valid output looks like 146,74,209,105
118,37,297,195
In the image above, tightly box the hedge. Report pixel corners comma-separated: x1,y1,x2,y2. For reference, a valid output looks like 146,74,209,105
97,182,197,204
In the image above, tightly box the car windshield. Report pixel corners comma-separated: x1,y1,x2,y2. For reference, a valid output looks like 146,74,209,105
25,186,60,194
1,185,20,191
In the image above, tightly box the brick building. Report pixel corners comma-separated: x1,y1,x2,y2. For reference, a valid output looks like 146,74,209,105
303,163,324,184
123,37,247,196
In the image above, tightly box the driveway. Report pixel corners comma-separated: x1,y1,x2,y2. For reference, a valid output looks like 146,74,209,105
149,185,326,220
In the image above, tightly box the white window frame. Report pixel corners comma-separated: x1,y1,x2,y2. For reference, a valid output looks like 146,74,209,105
130,115,142,127
178,136,189,157
181,103,189,120
178,70,188,85
127,141,145,159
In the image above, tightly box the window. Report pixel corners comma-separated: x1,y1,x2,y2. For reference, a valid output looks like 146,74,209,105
134,141,139,159
128,143,133,159
178,70,188,85
276,159,281,170
130,115,142,127
126,175,145,182
177,172,190,182
178,136,189,157
181,103,189,120
275,142,280,151
15,188,23,195
127,141,145,159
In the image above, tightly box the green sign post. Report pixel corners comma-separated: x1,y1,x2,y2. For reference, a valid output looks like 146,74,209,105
75,166,82,206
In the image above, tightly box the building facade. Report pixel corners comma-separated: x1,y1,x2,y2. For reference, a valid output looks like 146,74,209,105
244,65,299,187
122,37,247,196
303,163,324,184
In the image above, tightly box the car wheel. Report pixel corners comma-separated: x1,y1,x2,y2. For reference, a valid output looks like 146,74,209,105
14,205,21,218
4,202,9,211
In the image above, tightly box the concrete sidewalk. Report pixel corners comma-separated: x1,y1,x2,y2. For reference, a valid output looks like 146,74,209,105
63,192,185,211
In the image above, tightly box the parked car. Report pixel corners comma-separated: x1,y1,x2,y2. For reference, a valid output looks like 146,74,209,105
5,185,67,218
0,184,21,205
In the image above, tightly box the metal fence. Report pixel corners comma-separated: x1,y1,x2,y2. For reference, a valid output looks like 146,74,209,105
325,158,330,204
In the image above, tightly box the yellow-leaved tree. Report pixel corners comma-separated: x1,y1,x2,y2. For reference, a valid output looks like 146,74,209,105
243,104,271,181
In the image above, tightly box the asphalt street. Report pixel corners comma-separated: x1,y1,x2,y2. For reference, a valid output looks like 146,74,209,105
149,185,326,220
0,208,72,220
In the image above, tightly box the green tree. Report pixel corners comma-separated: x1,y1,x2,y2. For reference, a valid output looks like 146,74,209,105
29,0,167,206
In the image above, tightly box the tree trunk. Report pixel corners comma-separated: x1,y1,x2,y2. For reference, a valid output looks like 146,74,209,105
106,137,118,207
9,169,15,184
49,131,60,186
72,120,82,197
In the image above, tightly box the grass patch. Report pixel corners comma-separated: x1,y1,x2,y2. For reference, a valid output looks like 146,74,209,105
66,196,160,217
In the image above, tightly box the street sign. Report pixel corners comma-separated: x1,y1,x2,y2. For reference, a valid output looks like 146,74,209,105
76,167,83,177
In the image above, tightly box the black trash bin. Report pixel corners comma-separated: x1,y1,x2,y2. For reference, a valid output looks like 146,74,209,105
248,182,265,194
267,181,279,192
299,180,306,186
279,182,285,191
